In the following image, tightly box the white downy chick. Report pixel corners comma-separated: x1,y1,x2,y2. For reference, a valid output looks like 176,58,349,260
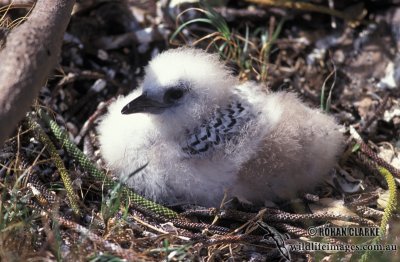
98,48,343,207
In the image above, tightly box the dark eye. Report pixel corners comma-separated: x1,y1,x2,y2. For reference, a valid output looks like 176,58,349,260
164,88,185,103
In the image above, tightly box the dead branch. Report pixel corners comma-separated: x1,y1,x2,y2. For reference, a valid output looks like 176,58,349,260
0,0,35,5
0,0,75,144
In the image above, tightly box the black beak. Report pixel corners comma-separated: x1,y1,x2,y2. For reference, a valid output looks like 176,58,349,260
121,94,168,114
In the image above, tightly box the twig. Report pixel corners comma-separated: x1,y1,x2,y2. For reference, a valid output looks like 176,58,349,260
246,0,360,23
359,142,400,178
75,98,114,145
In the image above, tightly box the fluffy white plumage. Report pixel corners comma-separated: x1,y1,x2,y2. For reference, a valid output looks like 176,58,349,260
97,48,343,207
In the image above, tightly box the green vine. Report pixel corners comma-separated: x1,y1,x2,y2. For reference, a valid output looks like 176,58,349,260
360,166,397,261
26,113,81,216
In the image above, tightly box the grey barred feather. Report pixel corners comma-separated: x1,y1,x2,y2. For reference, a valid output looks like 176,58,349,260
183,94,254,156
